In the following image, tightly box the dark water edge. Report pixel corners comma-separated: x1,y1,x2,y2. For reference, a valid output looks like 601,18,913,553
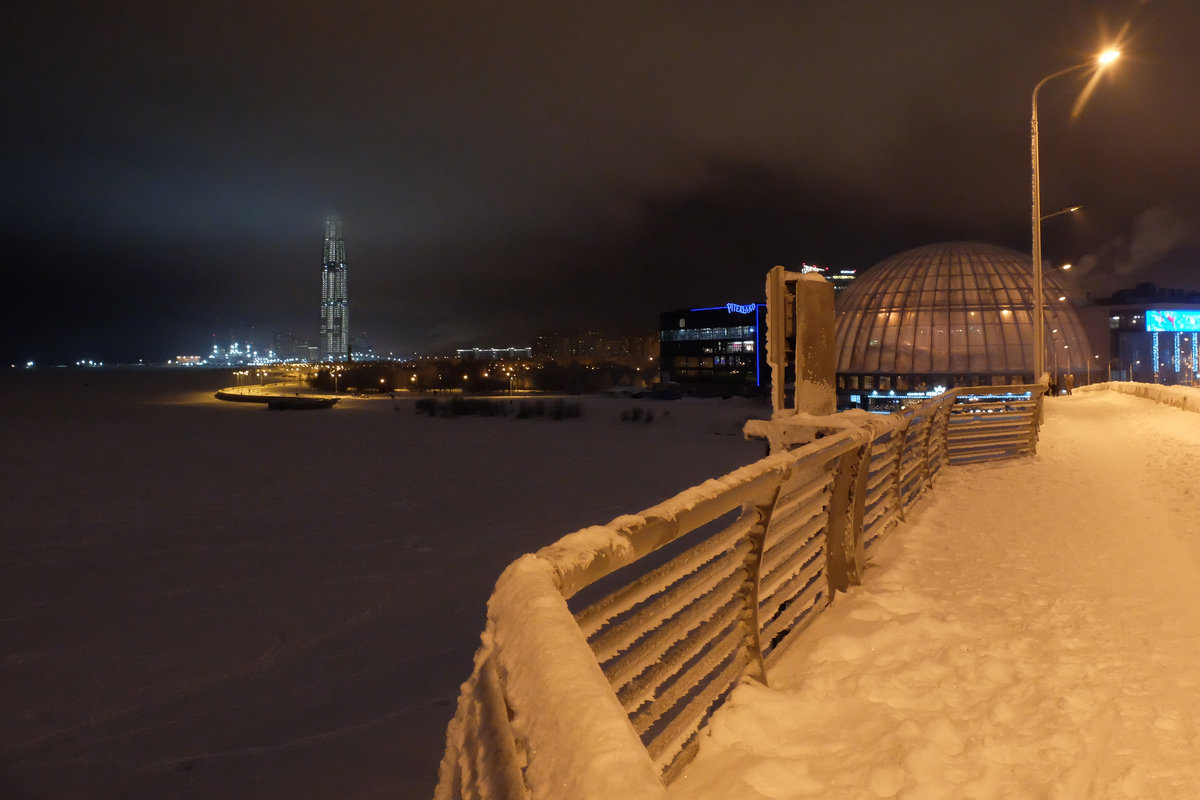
0,366,238,414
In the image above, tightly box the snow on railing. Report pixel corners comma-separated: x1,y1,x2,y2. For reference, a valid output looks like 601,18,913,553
1080,380,1200,414
434,384,1045,800
944,388,1043,464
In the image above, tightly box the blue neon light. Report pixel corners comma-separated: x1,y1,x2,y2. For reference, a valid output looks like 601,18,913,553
680,302,765,386
1146,309,1200,332
755,304,761,386
689,303,764,313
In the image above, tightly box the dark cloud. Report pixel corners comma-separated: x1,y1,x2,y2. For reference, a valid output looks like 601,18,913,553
4,1,1199,363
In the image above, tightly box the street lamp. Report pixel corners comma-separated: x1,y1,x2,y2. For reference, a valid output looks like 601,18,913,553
1031,48,1119,382
1107,357,1121,382
1054,343,1069,386
1040,205,1081,223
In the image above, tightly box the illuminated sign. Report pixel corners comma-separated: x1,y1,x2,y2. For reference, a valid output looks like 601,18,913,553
689,303,762,313
1145,310,1200,332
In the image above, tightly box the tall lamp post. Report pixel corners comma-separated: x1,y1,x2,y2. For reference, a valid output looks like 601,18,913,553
1031,49,1119,381
1107,357,1121,382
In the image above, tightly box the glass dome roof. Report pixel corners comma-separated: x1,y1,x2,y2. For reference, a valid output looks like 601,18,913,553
834,242,1092,378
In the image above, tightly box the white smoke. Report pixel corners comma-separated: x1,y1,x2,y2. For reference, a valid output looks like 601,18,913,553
1075,206,1200,295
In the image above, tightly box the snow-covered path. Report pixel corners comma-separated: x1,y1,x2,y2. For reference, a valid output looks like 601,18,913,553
671,390,1200,800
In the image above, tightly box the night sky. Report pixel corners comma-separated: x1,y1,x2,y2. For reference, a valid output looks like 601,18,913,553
6,1,1199,364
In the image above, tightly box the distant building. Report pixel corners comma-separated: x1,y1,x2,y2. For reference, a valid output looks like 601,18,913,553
609,333,660,365
834,242,1095,405
659,303,767,393
532,330,603,363
272,331,317,362
456,347,533,361
320,215,349,361
1094,283,1200,384
531,330,657,367
828,268,858,294
789,263,858,294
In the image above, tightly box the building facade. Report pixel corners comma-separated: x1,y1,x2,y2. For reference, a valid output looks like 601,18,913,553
834,242,1097,405
532,330,603,363
659,303,767,393
320,215,349,361
531,330,657,366
456,347,534,361
1096,283,1200,384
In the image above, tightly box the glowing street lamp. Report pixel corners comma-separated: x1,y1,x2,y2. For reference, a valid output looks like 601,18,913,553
1040,205,1081,222
1031,47,1120,381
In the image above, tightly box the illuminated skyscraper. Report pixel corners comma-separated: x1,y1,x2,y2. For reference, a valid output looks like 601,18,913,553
320,215,349,361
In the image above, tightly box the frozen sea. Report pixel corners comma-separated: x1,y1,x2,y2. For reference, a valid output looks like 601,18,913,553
0,368,769,800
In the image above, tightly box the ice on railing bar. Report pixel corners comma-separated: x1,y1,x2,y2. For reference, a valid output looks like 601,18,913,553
484,556,669,800
593,552,745,670
537,522,638,580
617,599,743,711
576,520,748,638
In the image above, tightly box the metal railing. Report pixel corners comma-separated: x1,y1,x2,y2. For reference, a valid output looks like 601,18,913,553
435,384,1044,800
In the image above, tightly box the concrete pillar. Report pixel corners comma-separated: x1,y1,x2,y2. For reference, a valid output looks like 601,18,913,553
765,266,836,417
794,273,836,415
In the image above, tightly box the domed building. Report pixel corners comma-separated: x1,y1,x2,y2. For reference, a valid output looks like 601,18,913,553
834,242,1094,395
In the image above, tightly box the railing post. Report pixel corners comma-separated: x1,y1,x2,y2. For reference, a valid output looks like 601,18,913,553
919,407,937,489
739,481,785,686
825,442,872,593
933,392,956,471
892,417,913,522
1031,388,1046,451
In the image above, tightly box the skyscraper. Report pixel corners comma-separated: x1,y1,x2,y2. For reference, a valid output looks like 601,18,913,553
320,214,349,361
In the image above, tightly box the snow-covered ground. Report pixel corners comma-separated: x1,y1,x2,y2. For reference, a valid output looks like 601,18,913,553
0,369,768,800
670,389,1200,800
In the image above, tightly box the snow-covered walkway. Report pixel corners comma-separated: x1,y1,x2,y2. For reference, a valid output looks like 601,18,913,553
670,390,1200,800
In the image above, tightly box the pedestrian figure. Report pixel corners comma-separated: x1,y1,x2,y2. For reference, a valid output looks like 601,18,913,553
1064,373,1074,395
